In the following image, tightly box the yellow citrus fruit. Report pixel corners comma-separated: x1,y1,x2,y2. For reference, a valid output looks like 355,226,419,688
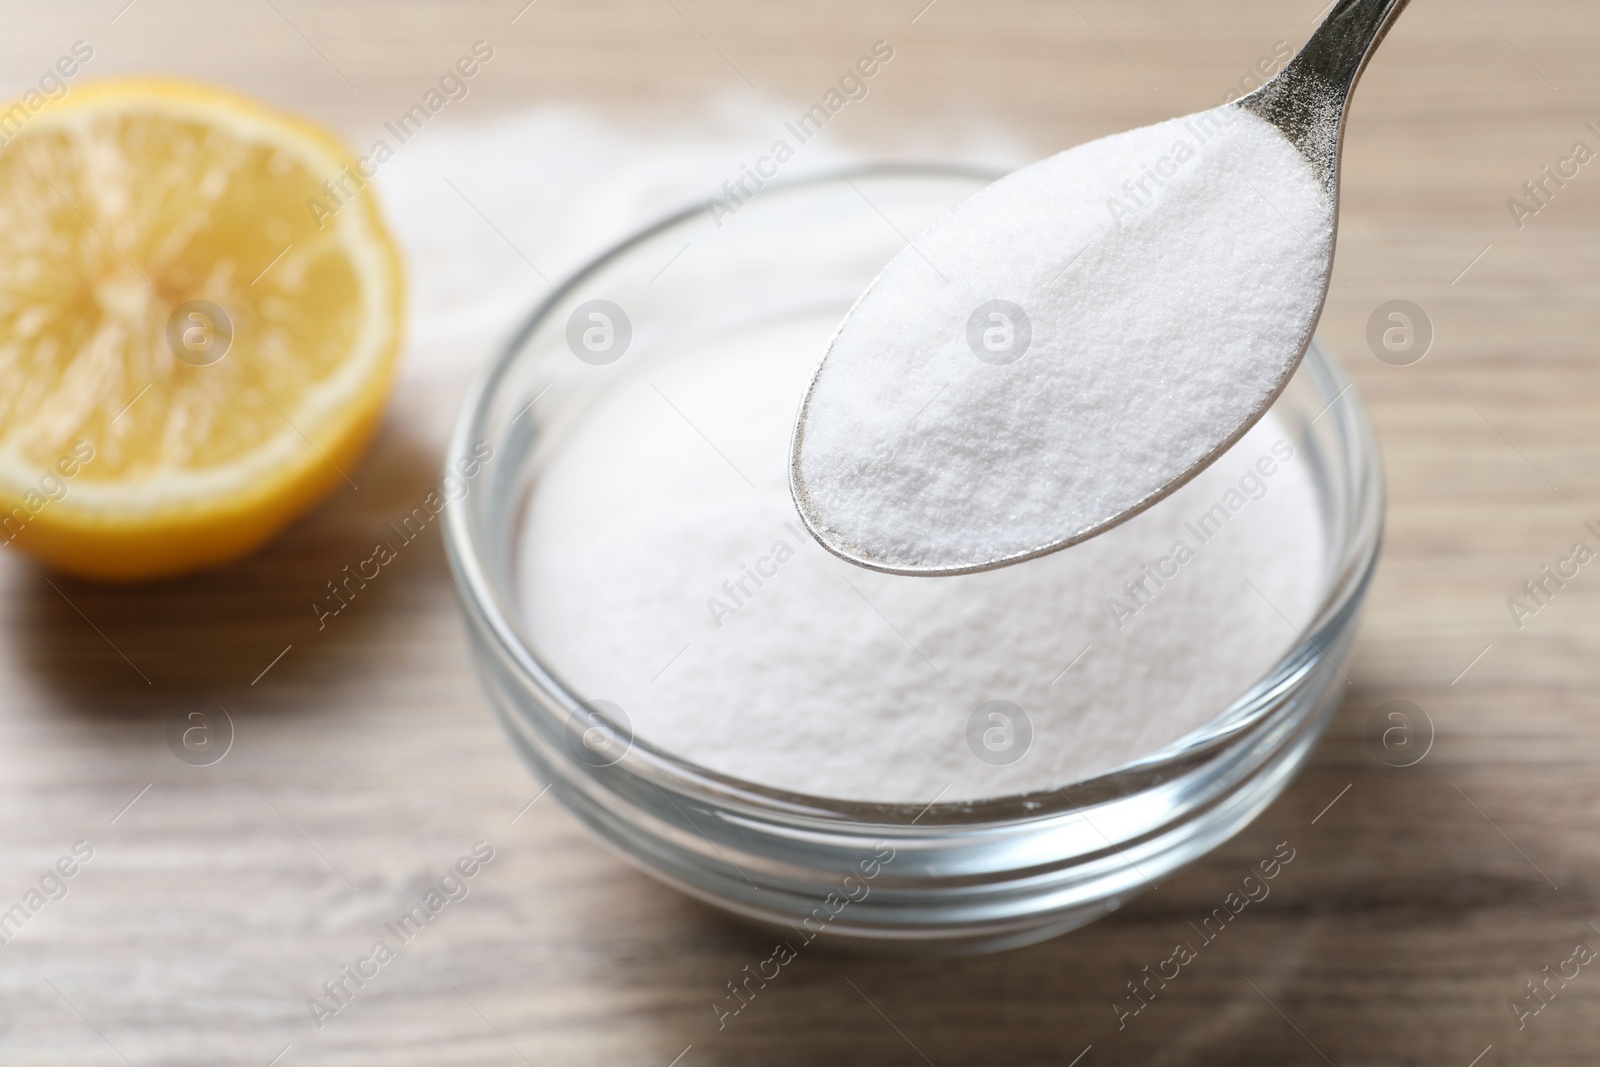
0,77,404,581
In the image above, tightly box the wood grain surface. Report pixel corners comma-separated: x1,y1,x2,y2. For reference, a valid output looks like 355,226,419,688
1,1,1597,1064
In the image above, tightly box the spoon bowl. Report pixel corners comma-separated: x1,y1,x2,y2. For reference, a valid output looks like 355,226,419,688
789,0,1410,576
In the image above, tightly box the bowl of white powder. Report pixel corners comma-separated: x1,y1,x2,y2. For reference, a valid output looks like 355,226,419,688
444,166,1384,953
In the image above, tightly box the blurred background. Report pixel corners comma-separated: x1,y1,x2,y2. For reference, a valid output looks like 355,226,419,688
0,1,1596,1064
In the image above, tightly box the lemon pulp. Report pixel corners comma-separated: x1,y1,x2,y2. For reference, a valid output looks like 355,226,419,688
0,79,404,580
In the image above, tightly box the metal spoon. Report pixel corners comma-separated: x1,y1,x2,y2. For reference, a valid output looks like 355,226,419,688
790,0,1411,576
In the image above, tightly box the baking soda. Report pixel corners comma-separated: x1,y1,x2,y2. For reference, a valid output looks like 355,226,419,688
793,106,1333,572
520,310,1327,804
386,107,1329,804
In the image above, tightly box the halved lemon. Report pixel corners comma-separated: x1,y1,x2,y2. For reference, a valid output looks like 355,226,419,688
0,77,404,580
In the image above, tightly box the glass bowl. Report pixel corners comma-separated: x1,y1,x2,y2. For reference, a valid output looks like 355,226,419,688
443,166,1384,954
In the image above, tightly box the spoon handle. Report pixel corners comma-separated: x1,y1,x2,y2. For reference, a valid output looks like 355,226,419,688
1238,0,1412,189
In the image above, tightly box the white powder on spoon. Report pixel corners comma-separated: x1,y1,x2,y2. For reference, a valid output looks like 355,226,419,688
519,309,1327,804
792,107,1333,573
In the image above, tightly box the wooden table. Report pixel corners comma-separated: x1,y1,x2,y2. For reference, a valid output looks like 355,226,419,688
2,1,1597,1063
